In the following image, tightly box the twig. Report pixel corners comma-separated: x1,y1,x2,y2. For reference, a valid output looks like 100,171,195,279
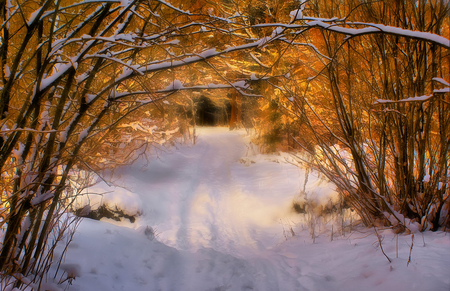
396,234,398,258
374,227,391,263
331,224,334,241
407,234,414,267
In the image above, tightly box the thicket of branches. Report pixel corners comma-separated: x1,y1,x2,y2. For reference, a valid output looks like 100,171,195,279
0,0,449,289
251,0,449,231
0,0,259,288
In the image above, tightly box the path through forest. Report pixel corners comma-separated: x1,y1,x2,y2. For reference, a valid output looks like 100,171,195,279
60,127,450,291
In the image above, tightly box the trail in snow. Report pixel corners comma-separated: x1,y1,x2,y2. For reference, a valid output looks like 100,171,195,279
59,127,450,291
111,127,305,255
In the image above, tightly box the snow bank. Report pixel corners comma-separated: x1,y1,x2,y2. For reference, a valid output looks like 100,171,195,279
71,182,143,218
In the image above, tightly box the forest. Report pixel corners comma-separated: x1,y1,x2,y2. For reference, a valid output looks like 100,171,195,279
0,0,449,290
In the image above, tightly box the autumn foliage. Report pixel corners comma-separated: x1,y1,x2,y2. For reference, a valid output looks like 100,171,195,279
0,0,449,289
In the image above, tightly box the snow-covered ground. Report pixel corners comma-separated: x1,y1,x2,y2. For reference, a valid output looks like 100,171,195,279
59,127,449,291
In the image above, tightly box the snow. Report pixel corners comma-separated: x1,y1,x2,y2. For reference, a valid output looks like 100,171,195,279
375,78,449,103
271,27,284,37
165,79,184,90
75,72,89,84
85,94,96,103
31,191,54,206
77,128,89,143
118,0,131,8
434,87,450,93
27,8,40,25
156,81,252,93
11,142,25,162
232,80,248,88
289,1,306,21
290,9,303,21
60,263,82,278
114,33,136,42
129,37,280,79
41,63,72,91
433,77,450,87
157,0,192,16
376,94,433,104
53,128,449,291
304,20,450,49
199,48,217,58
164,39,180,45
71,183,143,217
4,65,10,78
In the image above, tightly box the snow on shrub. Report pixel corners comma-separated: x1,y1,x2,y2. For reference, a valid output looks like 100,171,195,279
292,173,342,216
70,182,143,222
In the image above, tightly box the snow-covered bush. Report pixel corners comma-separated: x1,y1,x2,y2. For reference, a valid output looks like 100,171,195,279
291,167,358,242
70,182,143,223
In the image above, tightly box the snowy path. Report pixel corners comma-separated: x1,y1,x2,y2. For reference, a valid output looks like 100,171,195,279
111,128,305,255
61,128,450,291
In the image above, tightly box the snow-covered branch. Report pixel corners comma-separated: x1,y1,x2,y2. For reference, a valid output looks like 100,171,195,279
253,19,450,49
305,20,450,49
375,78,450,104
375,94,434,104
